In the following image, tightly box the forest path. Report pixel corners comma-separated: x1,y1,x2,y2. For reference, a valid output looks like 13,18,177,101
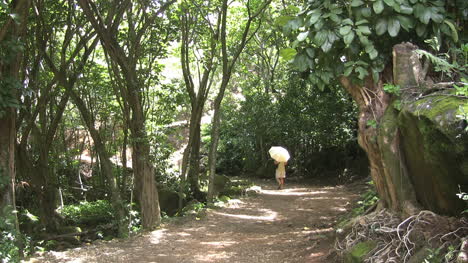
27,178,366,263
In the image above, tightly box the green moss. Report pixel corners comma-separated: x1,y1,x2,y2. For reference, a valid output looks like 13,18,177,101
344,240,378,263
398,104,467,215
408,94,465,136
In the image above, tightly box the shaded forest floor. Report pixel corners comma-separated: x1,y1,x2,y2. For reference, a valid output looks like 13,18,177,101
25,177,367,263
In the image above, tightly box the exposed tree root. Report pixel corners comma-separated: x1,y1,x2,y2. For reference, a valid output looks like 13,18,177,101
336,210,468,263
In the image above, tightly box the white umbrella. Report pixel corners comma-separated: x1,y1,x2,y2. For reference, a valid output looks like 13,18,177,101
268,146,290,162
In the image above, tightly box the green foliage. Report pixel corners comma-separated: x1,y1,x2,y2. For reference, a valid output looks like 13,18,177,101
0,206,20,263
454,79,468,97
416,49,457,76
383,83,401,96
366,119,377,128
282,0,464,88
61,200,114,226
0,38,25,117
355,188,379,214
423,247,444,263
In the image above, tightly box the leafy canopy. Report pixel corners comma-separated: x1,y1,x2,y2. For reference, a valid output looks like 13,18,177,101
278,0,464,87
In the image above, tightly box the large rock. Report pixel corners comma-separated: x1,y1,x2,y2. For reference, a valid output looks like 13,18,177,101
379,92,467,215
158,188,180,216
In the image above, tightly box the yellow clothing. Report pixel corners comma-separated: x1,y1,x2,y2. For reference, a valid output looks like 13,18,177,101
275,162,286,178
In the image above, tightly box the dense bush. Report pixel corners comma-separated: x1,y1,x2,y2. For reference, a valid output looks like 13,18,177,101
217,76,364,179
61,200,114,226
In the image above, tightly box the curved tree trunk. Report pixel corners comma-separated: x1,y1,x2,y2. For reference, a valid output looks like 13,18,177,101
68,90,127,237
340,42,426,216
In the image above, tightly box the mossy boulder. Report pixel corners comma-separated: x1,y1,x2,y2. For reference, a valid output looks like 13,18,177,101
158,188,180,216
344,240,378,263
378,92,467,216
214,174,230,194
398,94,467,215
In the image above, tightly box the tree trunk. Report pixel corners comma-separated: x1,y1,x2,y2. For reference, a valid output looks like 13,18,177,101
69,90,127,237
130,121,161,229
120,126,128,193
207,97,223,202
0,109,17,225
340,42,426,216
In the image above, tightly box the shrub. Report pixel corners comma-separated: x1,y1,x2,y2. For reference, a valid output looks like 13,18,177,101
61,200,114,226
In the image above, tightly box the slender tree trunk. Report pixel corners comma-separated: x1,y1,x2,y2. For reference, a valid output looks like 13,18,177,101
207,98,223,202
179,99,206,201
69,90,127,237
0,109,17,223
121,126,128,193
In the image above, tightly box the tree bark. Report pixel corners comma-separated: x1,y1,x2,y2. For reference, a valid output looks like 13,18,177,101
207,0,272,202
340,42,427,216
0,1,30,247
339,75,393,210
68,89,127,237
77,0,166,229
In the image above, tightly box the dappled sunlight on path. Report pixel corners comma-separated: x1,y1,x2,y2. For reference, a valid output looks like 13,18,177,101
25,179,363,263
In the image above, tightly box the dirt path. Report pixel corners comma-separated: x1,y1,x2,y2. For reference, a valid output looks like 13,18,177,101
26,178,365,263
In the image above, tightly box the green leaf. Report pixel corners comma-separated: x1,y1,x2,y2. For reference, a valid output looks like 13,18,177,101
365,44,375,54
293,53,310,72
383,0,394,6
279,48,297,61
339,26,352,36
387,18,400,37
344,31,355,45
397,15,414,31
297,31,309,42
321,40,333,52
330,13,341,23
413,4,425,18
328,31,339,43
355,66,369,79
309,12,321,24
356,25,371,35
287,17,303,30
398,5,413,15
358,35,370,45
351,0,364,7
342,18,354,25
361,7,372,17
369,49,378,59
443,20,458,42
317,81,325,91
314,30,328,46
431,10,444,23
276,16,294,27
344,66,353,76
373,0,384,14
355,19,369,26
375,18,388,35
306,48,315,58
420,7,432,24
416,22,426,37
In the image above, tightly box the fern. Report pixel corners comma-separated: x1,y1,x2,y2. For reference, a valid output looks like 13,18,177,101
416,49,456,75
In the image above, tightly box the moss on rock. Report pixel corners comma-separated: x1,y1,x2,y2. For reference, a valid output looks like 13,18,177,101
344,240,378,263
398,93,468,215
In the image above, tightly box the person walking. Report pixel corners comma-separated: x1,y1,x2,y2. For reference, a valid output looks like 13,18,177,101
275,161,287,190
269,146,290,190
